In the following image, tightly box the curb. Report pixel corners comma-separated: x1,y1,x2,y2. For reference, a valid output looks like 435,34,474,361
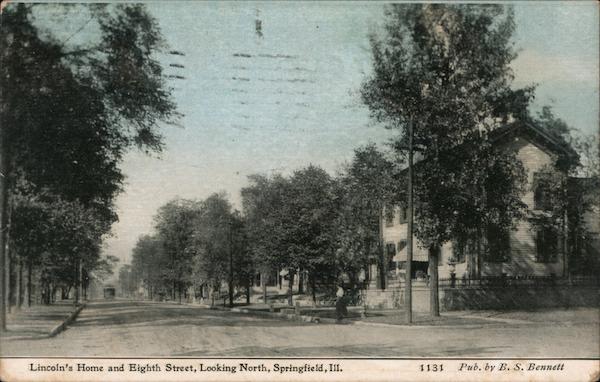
211,305,334,324
350,320,502,330
457,314,533,325
208,305,431,326
48,303,86,337
206,304,534,329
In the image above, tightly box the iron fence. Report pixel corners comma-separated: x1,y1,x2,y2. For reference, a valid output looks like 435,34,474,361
438,274,600,288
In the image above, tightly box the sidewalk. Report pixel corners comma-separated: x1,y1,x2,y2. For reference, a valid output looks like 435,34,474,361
0,300,83,341
449,307,600,326
206,302,508,327
207,299,600,327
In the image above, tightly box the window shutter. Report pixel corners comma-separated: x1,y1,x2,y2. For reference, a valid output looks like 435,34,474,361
535,229,543,262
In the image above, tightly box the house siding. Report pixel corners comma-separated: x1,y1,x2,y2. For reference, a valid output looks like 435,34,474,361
382,206,428,263
489,137,565,277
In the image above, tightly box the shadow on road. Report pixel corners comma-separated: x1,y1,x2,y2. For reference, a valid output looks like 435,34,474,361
174,343,510,357
74,301,312,328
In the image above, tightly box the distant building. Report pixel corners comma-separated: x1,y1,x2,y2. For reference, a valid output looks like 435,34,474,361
103,285,116,299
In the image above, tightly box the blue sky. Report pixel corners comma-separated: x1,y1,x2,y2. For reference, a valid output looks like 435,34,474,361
29,2,599,264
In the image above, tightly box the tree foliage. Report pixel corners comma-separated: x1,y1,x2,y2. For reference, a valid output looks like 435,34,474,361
334,145,399,280
361,3,530,254
242,174,292,274
154,198,203,300
532,106,599,275
131,235,167,297
0,3,178,314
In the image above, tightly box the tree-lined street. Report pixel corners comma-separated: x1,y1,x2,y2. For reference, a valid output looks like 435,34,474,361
1,4,598,375
2,300,598,357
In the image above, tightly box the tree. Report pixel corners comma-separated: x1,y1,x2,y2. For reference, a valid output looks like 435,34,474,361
8,192,53,307
335,145,400,291
1,3,178,329
243,168,339,306
131,235,165,300
87,255,119,298
361,4,531,316
533,106,599,277
189,193,248,307
230,214,254,305
118,264,138,298
285,165,339,305
242,174,292,304
154,199,202,302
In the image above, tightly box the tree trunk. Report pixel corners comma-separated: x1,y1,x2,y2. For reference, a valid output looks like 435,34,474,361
6,211,15,314
228,279,234,308
563,207,570,282
261,272,267,304
246,276,251,305
467,231,477,279
78,261,83,304
378,209,385,290
310,274,316,305
5,247,11,314
74,260,80,305
278,269,282,290
364,238,372,283
298,268,304,294
26,260,32,307
429,245,440,317
51,285,58,304
16,259,22,309
287,270,294,306
476,227,483,279
42,282,50,305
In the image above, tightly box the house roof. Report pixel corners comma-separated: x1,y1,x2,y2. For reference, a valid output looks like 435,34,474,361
400,120,579,171
390,121,580,191
489,120,579,162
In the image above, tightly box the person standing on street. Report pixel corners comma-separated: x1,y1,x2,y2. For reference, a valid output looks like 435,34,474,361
335,284,347,323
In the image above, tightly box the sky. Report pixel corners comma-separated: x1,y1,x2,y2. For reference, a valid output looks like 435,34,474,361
28,1,600,265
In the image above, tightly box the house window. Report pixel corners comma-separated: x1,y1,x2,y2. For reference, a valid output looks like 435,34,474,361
386,242,396,270
535,227,558,263
397,240,407,253
452,239,470,264
533,173,553,211
486,225,511,263
386,243,396,257
385,213,394,227
399,206,408,224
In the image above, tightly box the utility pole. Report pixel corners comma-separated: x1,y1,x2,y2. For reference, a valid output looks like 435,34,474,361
228,218,234,308
0,116,8,331
405,117,414,324
74,258,80,305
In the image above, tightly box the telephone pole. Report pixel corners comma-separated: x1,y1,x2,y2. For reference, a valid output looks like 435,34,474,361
0,119,8,331
228,218,234,308
405,117,414,324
